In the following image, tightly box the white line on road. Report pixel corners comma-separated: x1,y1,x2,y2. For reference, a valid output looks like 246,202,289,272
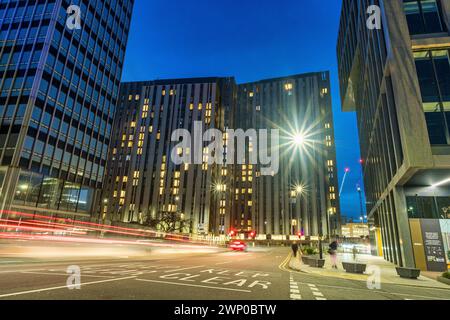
307,283,327,300
164,265,205,273
289,272,302,300
135,278,252,293
20,271,116,279
296,281,450,300
0,276,136,298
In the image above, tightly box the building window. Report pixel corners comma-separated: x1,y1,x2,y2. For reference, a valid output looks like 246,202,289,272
414,50,450,145
403,0,446,35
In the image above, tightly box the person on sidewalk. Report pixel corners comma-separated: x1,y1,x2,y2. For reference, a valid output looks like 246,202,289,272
329,240,339,269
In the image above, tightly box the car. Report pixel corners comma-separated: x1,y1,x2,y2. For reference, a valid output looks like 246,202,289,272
229,240,248,252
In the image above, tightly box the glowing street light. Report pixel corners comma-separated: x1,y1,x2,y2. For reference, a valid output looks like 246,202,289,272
292,133,306,147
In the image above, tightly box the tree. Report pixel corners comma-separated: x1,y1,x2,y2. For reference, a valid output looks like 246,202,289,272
145,212,190,233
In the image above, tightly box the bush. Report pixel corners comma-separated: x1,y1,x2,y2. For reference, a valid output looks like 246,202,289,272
442,271,450,279
302,247,318,255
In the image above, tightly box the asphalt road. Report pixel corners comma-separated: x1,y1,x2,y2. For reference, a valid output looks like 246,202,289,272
0,245,449,300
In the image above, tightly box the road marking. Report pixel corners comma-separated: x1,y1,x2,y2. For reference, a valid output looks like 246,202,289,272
289,272,302,300
20,271,115,279
307,283,327,300
0,276,136,298
296,281,450,300
135,278,252,293
313,291,324,297
164,265,205,273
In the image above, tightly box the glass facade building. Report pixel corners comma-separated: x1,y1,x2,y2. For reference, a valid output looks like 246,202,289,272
0,0,134,218
338,0,450,271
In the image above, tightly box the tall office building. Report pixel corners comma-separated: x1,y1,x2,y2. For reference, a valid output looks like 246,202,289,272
231,73,340,238
0,0,134,219
105,73,340,238
103,78,236,235
337,0,450,271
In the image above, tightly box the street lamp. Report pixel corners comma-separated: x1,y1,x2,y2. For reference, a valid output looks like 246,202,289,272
292,133,306,147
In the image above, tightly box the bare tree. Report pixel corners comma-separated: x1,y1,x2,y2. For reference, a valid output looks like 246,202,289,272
145,212,189,233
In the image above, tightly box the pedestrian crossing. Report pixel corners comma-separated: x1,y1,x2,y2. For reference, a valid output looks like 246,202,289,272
289,273,327,300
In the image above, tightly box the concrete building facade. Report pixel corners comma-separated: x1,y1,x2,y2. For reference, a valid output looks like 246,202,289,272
337,0,450,271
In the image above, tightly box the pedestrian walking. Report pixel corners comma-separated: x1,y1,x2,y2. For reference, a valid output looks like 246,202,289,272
291,242,299,257
329,240,339,269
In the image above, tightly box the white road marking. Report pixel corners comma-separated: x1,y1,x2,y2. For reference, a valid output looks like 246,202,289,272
313,291,324,297
0,276,136,298
135,278,252,293
164,265,205,273
20,271,115,279
289,273,302,300
308,283,327,300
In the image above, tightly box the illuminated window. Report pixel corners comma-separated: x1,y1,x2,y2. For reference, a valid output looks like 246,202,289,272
128,95,133,101
189,103,194,110
327,160,334,166
162,89,166,96
135,95,140,101
284,83,293,91
198,103,203,110
130,121,136,128
123,176,128,183
249,92,254,97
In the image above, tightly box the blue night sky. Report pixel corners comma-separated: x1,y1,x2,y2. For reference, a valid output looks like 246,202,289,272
121,0,366,221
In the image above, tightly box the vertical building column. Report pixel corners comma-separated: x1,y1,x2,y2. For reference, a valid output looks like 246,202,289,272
392,186,415,268
0,166,20,217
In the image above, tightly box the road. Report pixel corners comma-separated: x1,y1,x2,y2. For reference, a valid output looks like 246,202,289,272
0,244,449,300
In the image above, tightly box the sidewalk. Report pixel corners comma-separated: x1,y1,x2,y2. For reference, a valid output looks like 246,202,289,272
288,253,450,289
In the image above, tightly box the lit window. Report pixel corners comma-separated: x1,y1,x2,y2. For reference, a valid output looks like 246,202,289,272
284,83,293,91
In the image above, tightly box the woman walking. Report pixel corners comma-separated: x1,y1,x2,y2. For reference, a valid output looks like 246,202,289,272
329,240,339,269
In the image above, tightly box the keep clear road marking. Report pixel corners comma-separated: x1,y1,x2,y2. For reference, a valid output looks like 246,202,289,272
135,278,252,293
163,265,205,273
0,276,137,298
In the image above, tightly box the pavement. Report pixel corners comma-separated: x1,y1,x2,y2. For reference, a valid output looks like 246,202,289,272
284,252,450,289
0,241,449,300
